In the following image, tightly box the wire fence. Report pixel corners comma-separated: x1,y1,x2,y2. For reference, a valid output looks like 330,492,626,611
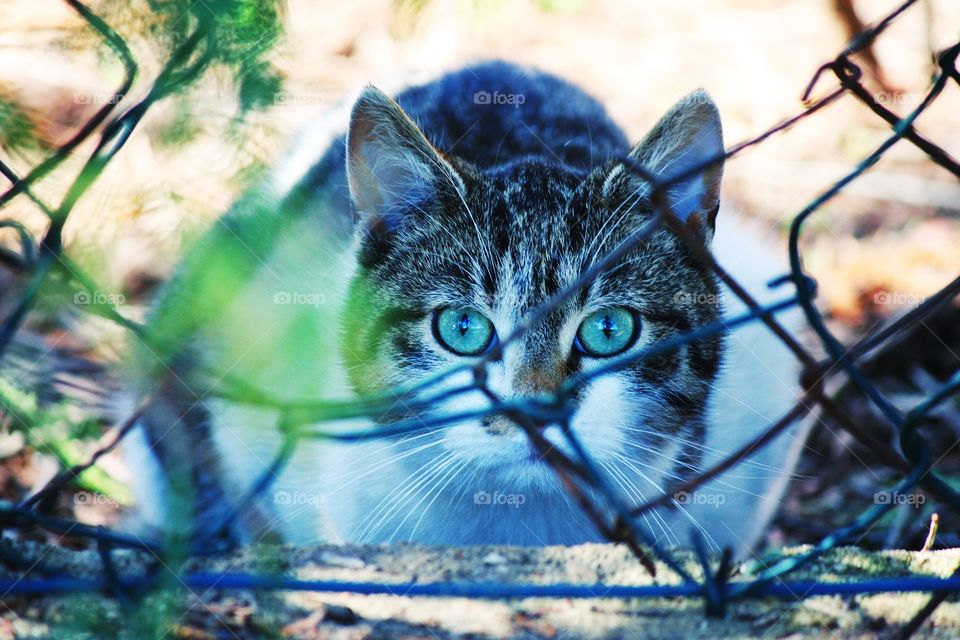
1,0,959,631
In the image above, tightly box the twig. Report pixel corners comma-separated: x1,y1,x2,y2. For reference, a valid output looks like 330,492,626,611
921,513,939,552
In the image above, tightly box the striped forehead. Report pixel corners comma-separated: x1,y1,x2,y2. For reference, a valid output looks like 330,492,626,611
484,161,585,317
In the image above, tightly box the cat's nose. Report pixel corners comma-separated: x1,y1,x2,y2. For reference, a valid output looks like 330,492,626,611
514,363,565,395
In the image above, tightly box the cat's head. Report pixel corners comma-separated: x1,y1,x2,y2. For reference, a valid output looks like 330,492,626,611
340,85,725,490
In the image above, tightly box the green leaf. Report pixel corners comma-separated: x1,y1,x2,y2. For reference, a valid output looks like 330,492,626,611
0,96,40,154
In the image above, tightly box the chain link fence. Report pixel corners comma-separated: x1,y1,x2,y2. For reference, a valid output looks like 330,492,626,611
1,0,959,632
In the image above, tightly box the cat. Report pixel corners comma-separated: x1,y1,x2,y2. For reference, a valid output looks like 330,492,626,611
125,61,811,555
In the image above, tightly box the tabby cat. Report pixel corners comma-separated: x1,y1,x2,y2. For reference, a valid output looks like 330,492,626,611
127,61,809,554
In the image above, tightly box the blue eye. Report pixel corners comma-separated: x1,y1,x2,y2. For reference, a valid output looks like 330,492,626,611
433,307,496,356
575,307,638,357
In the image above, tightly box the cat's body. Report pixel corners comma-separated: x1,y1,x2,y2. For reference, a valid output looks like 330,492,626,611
128,62,810,554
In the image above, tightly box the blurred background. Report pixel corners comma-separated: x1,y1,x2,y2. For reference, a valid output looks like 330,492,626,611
1,0,959,551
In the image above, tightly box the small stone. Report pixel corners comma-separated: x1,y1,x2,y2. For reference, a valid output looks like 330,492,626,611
319,552,366,569
323,604,359,625
0,432,24,458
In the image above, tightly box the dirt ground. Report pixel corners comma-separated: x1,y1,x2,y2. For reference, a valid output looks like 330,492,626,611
2,541,959,639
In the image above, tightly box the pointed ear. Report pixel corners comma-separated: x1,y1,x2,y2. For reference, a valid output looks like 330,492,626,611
346,86,465,243
625,90,724,236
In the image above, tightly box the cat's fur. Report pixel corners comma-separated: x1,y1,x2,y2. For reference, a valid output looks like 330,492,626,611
127,62,810,554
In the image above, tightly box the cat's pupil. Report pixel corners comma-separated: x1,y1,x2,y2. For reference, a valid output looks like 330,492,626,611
601,315,615,338
458,314,471,336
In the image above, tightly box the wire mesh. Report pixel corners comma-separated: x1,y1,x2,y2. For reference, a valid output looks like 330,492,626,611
0,0,959,627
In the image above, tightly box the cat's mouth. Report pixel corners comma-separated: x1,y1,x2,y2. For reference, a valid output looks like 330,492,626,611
480,415,514,437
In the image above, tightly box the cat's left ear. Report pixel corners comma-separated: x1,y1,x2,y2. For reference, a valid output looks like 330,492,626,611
346,86,465,243
617,90,724,238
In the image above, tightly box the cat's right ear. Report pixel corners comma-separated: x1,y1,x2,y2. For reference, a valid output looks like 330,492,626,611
346,86,465,248
609,90,724,240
